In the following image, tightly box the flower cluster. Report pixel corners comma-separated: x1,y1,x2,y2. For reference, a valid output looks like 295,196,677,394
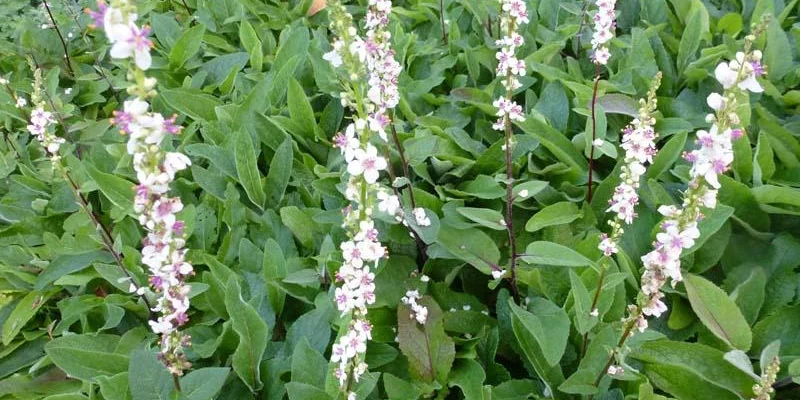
400,290,428,324
492,0,528,131
634,34,766,330
326,0,402,395
591,0,617,65
752,354,780,400
89,0,193,375
24,69,65,161
598,73,661,257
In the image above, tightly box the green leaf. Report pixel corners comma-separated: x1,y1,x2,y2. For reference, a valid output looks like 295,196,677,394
631,340,756,399
287,78,316,137
290,338,327,389
752,305,800,356
520,242,593,267
448,359,486,400
180,368,230,400
225,278,269,392
86,165,133,213
677,0,710,71
646,132,687,180
516,114,588,175
525,202,582,232
508,298,569,366
266,138,293,207
35,250,113,290
169,25,205,69
684,273,752,351
45,334,129,381
0,338,45,379
397,297,455,384
128,349,173,400
3,291,55,345
239,20,263,71
233,129,266,209
285,383,333,400
456,207,507,230
434,223,501,274
161,88,222,122
280,206,315,248
568,270,595,335
508,299,565,394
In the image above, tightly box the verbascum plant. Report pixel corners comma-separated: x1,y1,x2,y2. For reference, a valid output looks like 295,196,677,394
324,0,403,396
493,0,529,299
88,0,193,377
596,18,770,383
587,0,618,201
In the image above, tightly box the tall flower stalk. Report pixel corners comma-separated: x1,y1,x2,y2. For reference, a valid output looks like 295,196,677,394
586,0,617,202
581,72,661,357
324,1,403,397
590,20,769,391
493,0,528,300
88,0,193,379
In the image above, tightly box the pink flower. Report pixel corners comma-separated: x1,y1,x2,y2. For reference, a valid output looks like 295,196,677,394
347,144,387,184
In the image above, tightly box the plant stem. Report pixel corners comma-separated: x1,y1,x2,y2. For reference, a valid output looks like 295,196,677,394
43,1,75,77
504,117,519,303
587,63,601,203
439,0,448,44
588,311,638,399
580,263,607,359
388,117,429,268
172,373,182,393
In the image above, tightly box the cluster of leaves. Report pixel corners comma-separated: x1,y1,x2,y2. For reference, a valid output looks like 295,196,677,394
0,0,799,399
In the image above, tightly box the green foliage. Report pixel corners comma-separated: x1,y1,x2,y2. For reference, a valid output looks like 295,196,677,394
0,0,799,399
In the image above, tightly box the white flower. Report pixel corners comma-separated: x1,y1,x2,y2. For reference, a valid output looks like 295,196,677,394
491,269,506,279
706,92,725,111
163,152,191,179
15,97,27,108
109,23,153,70
347,144,387,184
412,208,431,226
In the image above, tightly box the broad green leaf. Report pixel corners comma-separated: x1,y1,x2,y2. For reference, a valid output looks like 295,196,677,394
266,138,293,207
508,299,565,394
508,299,569,366
525,201,582,232
35,250,113,290
631,340,756,398
684,274,752,351
180,368,230,400
456,207,507,230
169,25,205,69
239,20,263,71
646,132,687,180
520,242,593,267
128,349,173,400
280,206,315,248
0,338,45,379
516,114,588,175
45,334,129,381
86,165,133,213
287,78,316,137
448,359,486,400
161,88,222,122
434,223,501,274
225,278,269,392
568,270,594,335
752,305,800,355
397,297,455,384
290,338,326,389
677,0,710,71
3,291,55,345
233,129,266,209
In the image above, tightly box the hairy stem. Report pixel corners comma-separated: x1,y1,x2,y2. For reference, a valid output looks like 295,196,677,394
589,311,638,399
43,1,75,77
